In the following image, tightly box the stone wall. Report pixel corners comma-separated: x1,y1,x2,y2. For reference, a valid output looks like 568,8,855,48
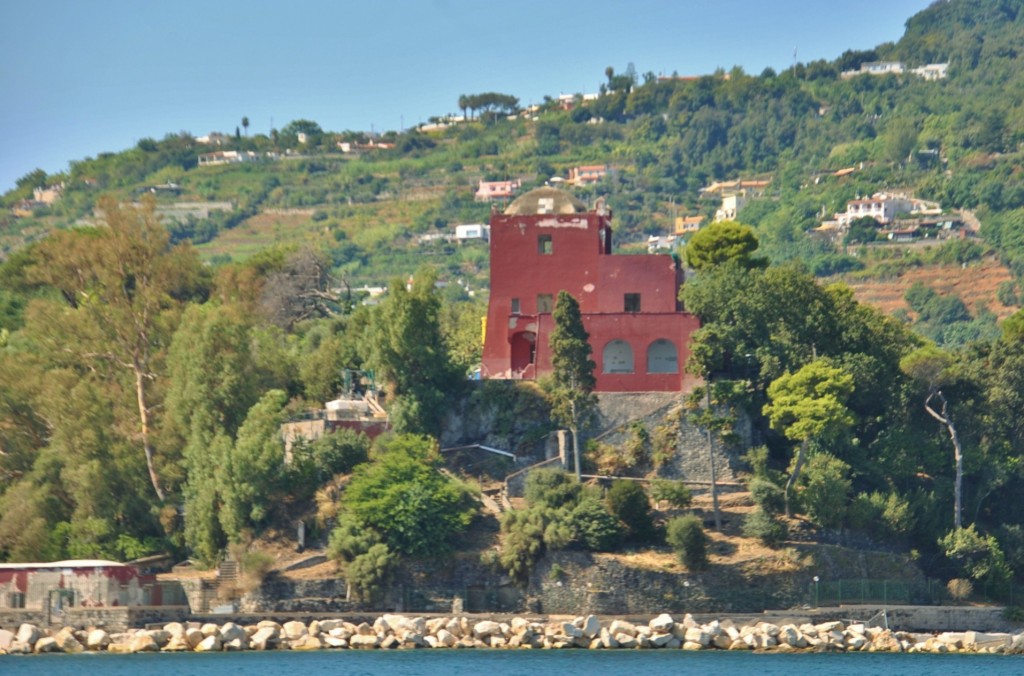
591,392,748,483
0,606,190,632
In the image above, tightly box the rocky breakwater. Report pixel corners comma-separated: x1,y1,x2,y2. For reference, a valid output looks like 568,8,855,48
1,614,1023,655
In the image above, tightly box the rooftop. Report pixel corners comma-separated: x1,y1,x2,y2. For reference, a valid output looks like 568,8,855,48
504,187,587,216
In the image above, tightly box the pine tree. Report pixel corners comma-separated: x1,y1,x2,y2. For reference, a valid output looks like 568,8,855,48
549,290,597,480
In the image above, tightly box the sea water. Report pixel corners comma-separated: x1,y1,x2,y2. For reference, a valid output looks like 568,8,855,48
2,650,1022,676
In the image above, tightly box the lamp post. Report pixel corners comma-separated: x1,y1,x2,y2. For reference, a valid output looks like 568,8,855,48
813,576,820,608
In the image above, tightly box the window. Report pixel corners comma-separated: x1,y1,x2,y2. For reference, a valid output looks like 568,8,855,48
511,297,520,314
624,293,641,313
538,234,553,255
602,340,634,374
647,339,679,374
536,294,553,314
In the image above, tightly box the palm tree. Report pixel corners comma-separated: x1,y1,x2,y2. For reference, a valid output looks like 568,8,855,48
241,116,250,137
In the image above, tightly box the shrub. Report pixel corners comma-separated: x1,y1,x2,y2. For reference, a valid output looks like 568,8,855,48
666,515,709,570
568,497,622,551
742,508,788,548
499,508,548,583
848,491,915,540
624,421,650,467
524,468,582,509
939,525,1012,588
650,478,692,509
607,480,656,543
650,421,679,468
748,477,785,515
346,543,394,602
239,550,275,593
741,445,771,478
947,578,973,601
799,454,851,529
341,434,477,557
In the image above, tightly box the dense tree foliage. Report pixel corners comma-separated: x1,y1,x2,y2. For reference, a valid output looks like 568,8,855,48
0,0,1023,597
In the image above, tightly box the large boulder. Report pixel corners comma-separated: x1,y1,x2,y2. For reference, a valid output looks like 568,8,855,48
283,620,309,640
34,636,60,653
473,620,503,639
649,613,674,633
163,633,193,652
54,627,84,653
16,623,42,646
580,615,601,639
195,634,223,652
250,626,280,650
291,635,324,651
219,622,248,645
145,629,171,648
609,620,637,637
86,629,111,650
128,633,160,653
0,629,15,651
350,634,381,649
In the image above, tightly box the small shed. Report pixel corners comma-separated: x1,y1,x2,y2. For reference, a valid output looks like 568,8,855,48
0,559,157,609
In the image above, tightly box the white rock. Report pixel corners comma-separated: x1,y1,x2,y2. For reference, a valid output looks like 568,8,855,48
195,634,222,652
560,622,583,638
609,620,637,637
16,624,41,646
650,632,675,648
87,629,111,650
164,622,185,636
219,622,247,644
224,637,247,651
54,627,84,653
283,621,309,640
292,635,323,651
684,627,711,647
185,627,205,648
473,620,502,638
350,634,381,649
34,636,60,653
581,615,601,639
649,613,675,633
128,634,160,653
615,633,638,648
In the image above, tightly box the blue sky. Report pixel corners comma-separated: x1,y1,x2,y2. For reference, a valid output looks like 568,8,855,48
1,0,934,193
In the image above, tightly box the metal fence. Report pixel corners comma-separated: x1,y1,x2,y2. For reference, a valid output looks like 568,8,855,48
811,578,1019,607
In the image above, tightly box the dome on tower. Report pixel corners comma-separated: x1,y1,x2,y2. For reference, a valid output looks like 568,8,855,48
504,186,587,215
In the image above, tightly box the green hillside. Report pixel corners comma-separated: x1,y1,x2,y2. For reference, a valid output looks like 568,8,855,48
1,0,1023,608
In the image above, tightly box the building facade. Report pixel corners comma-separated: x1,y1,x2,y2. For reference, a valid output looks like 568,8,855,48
481,187,700,392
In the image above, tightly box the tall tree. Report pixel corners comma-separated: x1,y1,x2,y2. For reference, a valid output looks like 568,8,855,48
370,266,459,436
28,196,206,501
549,290,597,481
764,359,855,517
684,220,765,271
901,345,967,529
241,116,250,137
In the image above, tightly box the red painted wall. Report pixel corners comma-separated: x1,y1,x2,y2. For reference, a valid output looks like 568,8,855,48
482,198,700,392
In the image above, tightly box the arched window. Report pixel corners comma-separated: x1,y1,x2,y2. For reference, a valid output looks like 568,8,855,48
602,340,634,374
647,339,678,374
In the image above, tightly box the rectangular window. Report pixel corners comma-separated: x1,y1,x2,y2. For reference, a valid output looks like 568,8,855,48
624,293,641,312
538,234,553,255
537,294,553,314
511,297,520,314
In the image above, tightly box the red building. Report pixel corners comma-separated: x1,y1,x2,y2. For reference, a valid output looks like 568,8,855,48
0,560,172,609
481,187,700,392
